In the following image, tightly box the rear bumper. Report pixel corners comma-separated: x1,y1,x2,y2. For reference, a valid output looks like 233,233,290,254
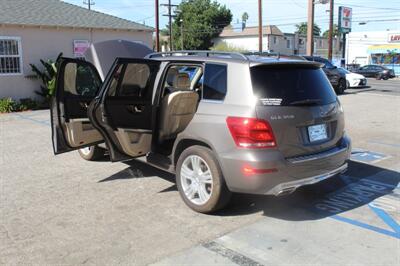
218,135,351,195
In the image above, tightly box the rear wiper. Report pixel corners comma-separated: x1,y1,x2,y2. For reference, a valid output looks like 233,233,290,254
289,99,322,106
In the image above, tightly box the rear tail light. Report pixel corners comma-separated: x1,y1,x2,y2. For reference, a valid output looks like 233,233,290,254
226,117,276,149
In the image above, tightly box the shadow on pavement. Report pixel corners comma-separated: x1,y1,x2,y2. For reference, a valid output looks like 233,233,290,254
98,159,175,183
97,158,399,221
218,161,400,220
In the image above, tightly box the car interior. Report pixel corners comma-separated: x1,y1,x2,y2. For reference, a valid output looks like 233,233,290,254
58,59,205,159
155,65,203,155
62,62,103,148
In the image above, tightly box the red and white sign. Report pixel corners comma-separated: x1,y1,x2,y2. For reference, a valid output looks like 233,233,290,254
73,40,90,57
339,6,352,33
388,33,400,43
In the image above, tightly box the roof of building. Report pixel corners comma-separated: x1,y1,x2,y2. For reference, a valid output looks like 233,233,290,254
0,0,153,32
220,25,284,37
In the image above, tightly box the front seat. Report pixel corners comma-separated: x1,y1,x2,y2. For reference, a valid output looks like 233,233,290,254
159,73,199,142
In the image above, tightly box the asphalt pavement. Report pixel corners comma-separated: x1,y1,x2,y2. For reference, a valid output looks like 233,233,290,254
1,79,399,265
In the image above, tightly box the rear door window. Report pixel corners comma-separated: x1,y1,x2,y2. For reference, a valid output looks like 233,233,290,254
250,65,337,106
202,63,227,101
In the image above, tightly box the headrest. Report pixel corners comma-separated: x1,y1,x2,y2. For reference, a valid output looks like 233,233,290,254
173,73,190,90
166,68,179,86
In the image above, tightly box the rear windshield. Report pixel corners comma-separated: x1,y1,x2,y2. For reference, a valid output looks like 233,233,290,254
250,65,337,106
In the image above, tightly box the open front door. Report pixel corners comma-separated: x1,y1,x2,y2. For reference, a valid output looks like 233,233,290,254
51,58,103,154
89,58,161,162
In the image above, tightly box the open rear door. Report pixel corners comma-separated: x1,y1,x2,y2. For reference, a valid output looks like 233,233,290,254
51,58,103,154
89,58,161,162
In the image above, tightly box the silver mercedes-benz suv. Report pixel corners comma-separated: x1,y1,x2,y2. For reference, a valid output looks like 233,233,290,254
51,41,351,213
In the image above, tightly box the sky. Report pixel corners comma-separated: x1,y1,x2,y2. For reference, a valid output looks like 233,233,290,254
65,0,400,33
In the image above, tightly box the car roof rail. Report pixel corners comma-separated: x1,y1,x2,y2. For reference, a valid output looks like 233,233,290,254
244,52,306,61
147,50,249,61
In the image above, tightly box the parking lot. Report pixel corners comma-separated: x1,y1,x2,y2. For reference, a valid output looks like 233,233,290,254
1,78,399,265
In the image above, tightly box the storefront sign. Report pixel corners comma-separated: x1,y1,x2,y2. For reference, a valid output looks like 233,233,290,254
338,6,352,33
388,33,400,43
73,40,90,57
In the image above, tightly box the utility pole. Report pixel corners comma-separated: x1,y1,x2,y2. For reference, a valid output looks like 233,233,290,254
328,0,334,61
180,19,184,50
155,0,160,52
258,0,263,52
306,0,314,56
161,1,178,51
83,0,95,10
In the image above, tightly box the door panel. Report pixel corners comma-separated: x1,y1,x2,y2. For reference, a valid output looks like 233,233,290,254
51,58,103,154
89,59,161,161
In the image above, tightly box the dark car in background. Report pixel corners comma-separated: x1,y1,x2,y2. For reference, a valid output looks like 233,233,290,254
354,65,395,80
303,56,347,94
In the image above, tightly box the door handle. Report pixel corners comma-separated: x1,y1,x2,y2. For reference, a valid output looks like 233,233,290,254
127,105,144,114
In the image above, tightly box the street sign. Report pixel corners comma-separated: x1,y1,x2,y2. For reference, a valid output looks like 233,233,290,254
338,6,352,33
388,33,400,43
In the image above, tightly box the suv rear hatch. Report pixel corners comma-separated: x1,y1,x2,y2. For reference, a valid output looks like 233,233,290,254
250,62,345,158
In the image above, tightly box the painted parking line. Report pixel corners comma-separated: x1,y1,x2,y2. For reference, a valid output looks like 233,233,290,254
314,173,400,239
351,150,388,164
13,113,50,126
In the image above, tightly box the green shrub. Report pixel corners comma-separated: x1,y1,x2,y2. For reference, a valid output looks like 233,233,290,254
0,98,17,113
17,98,39,111
211,42,247,52
0,97,39,113
30,53,63,101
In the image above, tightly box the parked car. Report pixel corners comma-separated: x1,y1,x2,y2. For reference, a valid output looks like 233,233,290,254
51,47,351,213
354,64,395,80
303,56,347,94
338,67,367,88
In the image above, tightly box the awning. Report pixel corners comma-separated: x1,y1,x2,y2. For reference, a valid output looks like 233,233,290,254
367,44,400,54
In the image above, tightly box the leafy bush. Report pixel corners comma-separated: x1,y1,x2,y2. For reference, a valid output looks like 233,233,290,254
30,53,63,100
0,98,17,113
17,98,39,111
0,97,39,113
211,42,247,52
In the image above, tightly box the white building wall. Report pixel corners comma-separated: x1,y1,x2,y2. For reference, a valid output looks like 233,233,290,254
346,30,398,66
0,25,152,100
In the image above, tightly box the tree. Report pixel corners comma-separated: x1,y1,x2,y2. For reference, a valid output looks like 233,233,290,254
242,12,249,24
323,24,338,38
172,0,232,50
295,22,321,36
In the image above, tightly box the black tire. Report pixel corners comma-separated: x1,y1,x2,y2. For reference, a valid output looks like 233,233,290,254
78,145,105,161
176,145,232,213
383,75,389,80
336,78,346,95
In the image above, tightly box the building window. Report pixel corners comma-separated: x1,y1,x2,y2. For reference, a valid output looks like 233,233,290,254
0,37,22,75
273,36,278,44
286,39,291,49
319,40,323,48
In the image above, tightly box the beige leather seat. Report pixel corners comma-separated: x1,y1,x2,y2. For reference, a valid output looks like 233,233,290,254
159,73,199,142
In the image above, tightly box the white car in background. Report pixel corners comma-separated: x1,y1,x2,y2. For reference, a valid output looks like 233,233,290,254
339,68,367,88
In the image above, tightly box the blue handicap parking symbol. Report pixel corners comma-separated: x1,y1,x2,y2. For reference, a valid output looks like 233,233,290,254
351,150,387,163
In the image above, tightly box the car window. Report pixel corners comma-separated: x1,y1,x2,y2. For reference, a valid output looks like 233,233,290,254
162,65,202,92
107,62,157,100
251,65,337,106
63,62,101,97
202,63,227,101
